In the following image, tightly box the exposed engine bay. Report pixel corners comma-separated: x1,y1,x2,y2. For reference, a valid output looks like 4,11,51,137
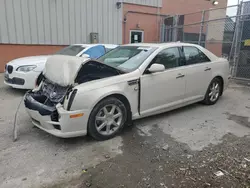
24,79,70,116
24,55,123,117
75,61,123,83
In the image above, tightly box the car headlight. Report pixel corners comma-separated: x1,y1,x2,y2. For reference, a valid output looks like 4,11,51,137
16,65,37,72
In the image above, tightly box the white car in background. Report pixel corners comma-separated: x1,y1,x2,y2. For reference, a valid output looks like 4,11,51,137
4,44,118,89
24,43,230,140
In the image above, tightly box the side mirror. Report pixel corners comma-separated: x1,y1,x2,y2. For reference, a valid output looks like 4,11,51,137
81,54,90,58
147,64,165,73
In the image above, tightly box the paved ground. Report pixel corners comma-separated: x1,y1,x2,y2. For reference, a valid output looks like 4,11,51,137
0,73,250,188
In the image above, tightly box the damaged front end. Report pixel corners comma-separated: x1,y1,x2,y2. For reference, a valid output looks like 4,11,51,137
24,55,123,137
25,79,70,121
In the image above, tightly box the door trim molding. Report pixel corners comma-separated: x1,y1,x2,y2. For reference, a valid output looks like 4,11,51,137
139,96,203,118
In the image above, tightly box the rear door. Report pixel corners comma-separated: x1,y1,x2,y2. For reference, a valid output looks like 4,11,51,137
181,46,212,100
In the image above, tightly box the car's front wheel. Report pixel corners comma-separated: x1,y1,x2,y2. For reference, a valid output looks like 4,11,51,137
88,97,128,140
203,77,222,105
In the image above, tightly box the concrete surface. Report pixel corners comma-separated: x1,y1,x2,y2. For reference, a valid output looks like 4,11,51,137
136,83,250,150
0,73,250,188
0,74,123,188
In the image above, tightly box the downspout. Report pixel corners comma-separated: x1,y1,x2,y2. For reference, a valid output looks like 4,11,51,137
123,10,127,44
157,0,161,42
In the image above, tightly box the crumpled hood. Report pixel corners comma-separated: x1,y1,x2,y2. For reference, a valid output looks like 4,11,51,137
7,55,51,67
43,55,89,87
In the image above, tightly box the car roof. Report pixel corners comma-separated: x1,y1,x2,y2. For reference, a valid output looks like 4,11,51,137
124,42,201,48
71,44,100,48
123,42,218,60
102,44,119,48
71,44,118,48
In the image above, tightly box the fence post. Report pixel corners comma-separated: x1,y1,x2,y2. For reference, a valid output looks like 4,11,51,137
160,23,165,42
198,10,205,45
173,15,179,42
233,2,243,77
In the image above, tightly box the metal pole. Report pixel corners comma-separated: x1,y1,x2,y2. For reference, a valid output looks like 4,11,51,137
183,25,185,42
173,15,179,41
198,10,205,45
233,2,242,77
160,20,165,42
157,0,160,42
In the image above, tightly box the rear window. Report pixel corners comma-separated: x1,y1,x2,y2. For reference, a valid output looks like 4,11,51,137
55,46,85,56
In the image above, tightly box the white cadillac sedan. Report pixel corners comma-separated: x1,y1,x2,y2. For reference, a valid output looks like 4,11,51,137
4,44,118,89
24,43,230,140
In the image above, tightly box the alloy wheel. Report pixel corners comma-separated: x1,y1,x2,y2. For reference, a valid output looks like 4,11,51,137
95,104,123,136
209,81,220,102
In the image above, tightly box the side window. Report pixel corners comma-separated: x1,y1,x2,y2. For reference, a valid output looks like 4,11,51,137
151,47,180,69
83,45,106,59
183,46,210,65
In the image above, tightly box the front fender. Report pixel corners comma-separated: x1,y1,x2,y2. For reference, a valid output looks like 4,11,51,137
89,90,129,110
69,81,139,117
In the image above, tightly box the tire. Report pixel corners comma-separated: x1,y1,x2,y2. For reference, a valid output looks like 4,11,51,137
203,77,222,105
88,97,128,141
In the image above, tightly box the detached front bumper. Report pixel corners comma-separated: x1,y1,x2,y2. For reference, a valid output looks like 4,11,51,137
24,93,90,138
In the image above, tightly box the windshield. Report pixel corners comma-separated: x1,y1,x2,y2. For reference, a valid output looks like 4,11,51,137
98,46,157,72
55,45,85,56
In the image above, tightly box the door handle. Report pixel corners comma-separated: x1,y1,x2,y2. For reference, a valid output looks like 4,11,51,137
176,73,185,79
204,67,211,71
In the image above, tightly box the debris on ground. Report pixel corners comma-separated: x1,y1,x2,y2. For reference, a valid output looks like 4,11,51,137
241,163,247,168
204,182,211,186
162,144,169,151
71,133,250,188
187,154,193,159
160,182,167,187
82,168,88,173
104,154,110,159
85,181,92,187
244,157,250,162
179,167,188,171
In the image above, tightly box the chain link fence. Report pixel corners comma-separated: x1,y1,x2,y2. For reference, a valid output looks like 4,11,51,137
160,1,250,80
234,1,250,80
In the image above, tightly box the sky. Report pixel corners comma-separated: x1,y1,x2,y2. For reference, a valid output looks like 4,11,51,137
227,0,240,6
227,0,241,16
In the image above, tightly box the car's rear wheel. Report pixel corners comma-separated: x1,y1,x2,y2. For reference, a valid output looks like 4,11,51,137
203,77,222,105
88,97,127,140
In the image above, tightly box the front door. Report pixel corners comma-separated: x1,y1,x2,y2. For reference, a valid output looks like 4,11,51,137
140,47,186,116
130,30,144,43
